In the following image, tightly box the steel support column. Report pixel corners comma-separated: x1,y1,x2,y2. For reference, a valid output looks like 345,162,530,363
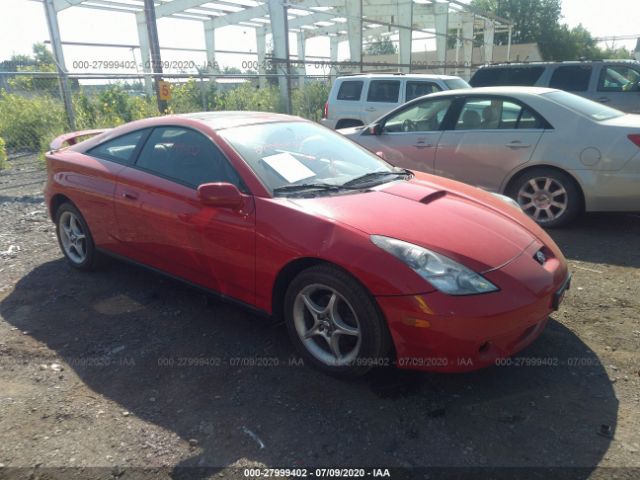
143,0,166,113
461,12,474,80
43,0,75,129
434,1,449,74
297,32,306,86
136,13,154,95
483,19,495,64
256,27,267,89
398,0,413,73
267,0,291,113
345,0,362,72
330,36,339,78
204,21,219,74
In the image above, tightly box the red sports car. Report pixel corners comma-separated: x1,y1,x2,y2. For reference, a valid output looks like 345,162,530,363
45,112,570,376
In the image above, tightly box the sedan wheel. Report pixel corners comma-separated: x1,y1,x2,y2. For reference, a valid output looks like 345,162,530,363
517,177,567,223
55,203,97,270
284,265,392,377
508,168,582,228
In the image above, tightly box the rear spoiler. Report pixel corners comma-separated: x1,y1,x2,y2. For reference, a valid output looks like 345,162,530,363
49,128,109,151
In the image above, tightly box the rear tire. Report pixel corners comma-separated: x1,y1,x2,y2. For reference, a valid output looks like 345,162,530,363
507,168,582,228
284,264,392,378
55,202,97,271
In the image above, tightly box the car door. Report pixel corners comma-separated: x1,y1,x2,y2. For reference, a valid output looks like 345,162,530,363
362,79,402,124
356,97,454,172
114,126,256,304
435,96,546,192
80,129,150,249
592,64,640,113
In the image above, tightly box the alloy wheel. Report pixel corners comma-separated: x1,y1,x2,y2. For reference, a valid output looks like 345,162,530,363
517,177,568,223
58,211,87,264
292,283,362,367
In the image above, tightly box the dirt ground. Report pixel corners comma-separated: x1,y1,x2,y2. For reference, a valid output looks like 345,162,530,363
0,155,638,480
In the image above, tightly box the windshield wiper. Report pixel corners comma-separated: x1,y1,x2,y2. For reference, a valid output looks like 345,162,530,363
342,169,412,188
273,182,363,196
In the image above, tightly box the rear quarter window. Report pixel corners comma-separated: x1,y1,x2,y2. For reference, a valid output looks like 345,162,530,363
86,129,147,165
470,67,545,87
336,81,364,101
549,65,592,92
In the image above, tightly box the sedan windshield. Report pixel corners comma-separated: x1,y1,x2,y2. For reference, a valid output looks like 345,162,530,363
544,90,624,121
219,121,403,195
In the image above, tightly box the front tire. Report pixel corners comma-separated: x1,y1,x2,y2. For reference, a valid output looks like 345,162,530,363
507,168,582,228
55,202,97,271
284,265,392,378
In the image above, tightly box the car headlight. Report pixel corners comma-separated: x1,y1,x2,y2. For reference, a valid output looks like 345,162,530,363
492,192,522,210
371,235,499,295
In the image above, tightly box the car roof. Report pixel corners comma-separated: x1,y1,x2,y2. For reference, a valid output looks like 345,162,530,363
336,73,462,81
425,86,559,97
178,111,302,130
476,59,640,69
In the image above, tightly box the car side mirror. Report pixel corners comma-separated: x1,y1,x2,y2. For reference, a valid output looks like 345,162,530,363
197,182,243,209
368,123,383,136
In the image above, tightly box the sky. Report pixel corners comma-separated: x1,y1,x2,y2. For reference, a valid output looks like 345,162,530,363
0,0,638,73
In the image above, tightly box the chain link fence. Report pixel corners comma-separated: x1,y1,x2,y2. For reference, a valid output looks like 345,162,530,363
0,70,333,165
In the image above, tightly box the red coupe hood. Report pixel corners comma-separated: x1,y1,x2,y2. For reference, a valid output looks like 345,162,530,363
289,174,544,272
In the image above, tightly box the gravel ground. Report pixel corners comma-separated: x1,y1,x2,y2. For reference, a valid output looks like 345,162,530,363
0,155,638,480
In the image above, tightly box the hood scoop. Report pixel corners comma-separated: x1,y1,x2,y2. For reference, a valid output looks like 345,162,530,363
419,190,447,205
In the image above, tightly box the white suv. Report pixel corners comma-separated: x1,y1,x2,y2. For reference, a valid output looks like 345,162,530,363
321,73,470,129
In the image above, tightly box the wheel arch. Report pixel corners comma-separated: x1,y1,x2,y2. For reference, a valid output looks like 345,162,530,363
271,257,383,322
335,119,364,129
49,193,74,220
503,164,586,209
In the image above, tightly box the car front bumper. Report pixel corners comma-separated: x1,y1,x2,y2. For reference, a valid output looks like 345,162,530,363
376,243,570,372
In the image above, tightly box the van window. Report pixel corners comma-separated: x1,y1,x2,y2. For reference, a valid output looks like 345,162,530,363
367,80,401,103
549,65,592,92
470,67,544,87
405,81,441,101
598,65,640,92
337,81,364,101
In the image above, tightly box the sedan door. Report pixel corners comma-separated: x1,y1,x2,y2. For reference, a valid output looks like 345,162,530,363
114,126,256,304
355,97,454,172
435,96,546,192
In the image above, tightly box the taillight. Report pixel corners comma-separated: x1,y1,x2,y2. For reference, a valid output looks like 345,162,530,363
628,134,640,147
323,101,329,119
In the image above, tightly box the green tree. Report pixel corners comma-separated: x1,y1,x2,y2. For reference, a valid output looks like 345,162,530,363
365,38,398,55
470,0,562,45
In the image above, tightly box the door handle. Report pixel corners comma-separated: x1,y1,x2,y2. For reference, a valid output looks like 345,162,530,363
505,141,531,149
122,191,139,200
414,143,433,149
597,97,611,103
365,107,377,112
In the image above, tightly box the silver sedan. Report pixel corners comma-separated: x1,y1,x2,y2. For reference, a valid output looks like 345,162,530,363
339,86,640,227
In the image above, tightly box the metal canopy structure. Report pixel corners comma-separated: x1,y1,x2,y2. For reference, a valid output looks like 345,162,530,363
41,0,512,114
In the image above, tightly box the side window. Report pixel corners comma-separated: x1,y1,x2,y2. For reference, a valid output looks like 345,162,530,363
367,80,401,103
405,81,441,102
549,65,592,92
87,130,147,164
455,98,544,130
336,81,363,101
598,65,640,92
136,127,240,188
383,99,453,133
471,67,544,87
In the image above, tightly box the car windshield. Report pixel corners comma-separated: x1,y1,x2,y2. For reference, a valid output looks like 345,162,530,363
219,121,403,195
544,90,624,121
444,78,471,90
